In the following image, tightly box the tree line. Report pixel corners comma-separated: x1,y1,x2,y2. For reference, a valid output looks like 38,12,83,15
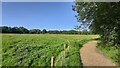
0,26,93,34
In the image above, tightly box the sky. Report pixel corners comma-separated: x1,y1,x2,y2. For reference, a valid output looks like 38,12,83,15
2,2,80,30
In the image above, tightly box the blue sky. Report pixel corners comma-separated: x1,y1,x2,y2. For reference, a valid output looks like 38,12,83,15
2,2,80,30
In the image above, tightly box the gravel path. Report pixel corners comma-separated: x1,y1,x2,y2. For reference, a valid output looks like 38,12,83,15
80,40,116,66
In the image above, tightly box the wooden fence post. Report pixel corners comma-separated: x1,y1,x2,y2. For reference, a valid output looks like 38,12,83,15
51,56,54,68
74,41,76,47
64,44,66,58
68,45,70,49
68,41,70,49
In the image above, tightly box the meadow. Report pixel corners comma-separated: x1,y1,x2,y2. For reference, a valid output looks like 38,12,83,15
2,34,99,66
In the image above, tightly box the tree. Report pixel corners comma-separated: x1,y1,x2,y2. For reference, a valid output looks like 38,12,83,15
81,30,88,35
48,30,60,34
73,2,120,47
36,29,41,34
74,26,81,34
2,26,9,33
29,29,41,34
42,29,47,34
11,27,19,33
29,29,36,34
1,26,29,34
68,30,78,34
0,27,2,33
18,27,29,34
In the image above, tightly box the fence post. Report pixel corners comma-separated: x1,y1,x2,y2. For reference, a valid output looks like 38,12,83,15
51,56,54,68
64,44,66,58
68,41,70,49
74,42,76,47
68,45,70,49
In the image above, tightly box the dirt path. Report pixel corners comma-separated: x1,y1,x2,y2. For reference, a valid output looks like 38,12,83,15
80,40,116,66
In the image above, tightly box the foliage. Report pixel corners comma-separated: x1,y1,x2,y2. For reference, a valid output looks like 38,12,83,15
73,2,120,47
29,29,41,34
81,30,89,35
42,29,47,34
18,27,29,33
1,26,29,34
1,26,93,35
2,34,99,66
74,26,81,34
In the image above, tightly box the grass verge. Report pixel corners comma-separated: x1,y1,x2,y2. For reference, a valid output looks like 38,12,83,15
97,41,119,66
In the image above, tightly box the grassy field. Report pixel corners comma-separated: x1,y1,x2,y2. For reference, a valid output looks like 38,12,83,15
2,34,99,66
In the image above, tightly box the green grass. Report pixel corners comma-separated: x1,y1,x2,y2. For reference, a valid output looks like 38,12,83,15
2,34,99,66
97,42,119,66
55,42,82,66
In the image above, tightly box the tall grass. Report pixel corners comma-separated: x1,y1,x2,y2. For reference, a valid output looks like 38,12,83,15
2,34,98,66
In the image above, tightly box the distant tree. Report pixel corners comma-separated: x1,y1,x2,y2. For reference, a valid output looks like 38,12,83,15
42,29,47,34
36,29,41,34
11,27,19,33
2,26,8,33
0,27,2,33
48,30,60,34
74,26,81,34
1,26,92,35
68,30,77,34
18,27,29,34
29,29,41,34
81,30,88,35
48,30,78,34
29,29,35,34
1,26,12,33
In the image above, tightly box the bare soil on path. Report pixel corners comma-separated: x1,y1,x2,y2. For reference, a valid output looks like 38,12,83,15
80,40,116,67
